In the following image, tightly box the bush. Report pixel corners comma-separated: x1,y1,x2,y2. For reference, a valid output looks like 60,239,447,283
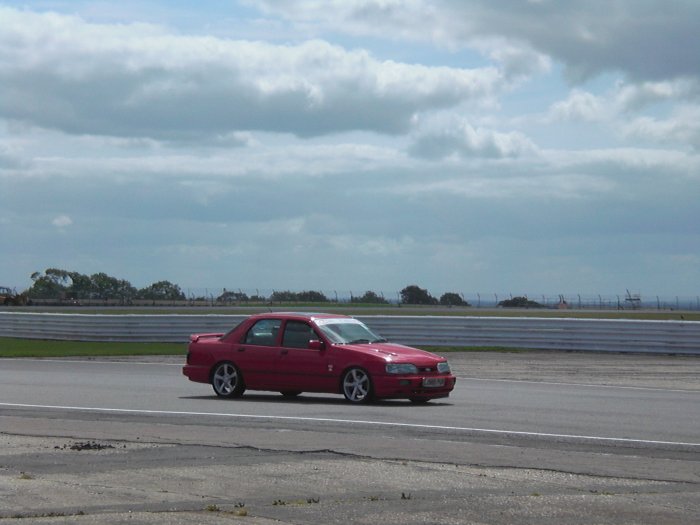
439,292,470,306
351,291,389,304
498,296,543,308
400,285,437,305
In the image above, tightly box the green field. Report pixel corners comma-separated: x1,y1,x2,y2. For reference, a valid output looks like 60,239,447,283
0,338,185,358
0,338,521,359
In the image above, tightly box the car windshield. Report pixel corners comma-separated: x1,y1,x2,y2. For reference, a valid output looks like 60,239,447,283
315,319,387,344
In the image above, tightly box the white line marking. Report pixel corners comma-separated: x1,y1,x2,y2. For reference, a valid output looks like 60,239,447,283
1,402,698,448
460,377,700,394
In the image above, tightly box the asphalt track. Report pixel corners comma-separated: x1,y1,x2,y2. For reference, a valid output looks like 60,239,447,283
1,352,699,524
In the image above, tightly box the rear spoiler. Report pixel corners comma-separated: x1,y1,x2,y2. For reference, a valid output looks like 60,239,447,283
189,333,224,343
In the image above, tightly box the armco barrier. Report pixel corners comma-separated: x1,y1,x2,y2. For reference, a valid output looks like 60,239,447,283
1,312,698,354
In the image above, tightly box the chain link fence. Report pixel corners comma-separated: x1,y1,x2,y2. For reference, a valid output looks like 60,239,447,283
15,288,700,311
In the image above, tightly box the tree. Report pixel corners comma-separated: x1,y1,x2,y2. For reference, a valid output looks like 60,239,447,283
351,291,389,304
270,290,328,303
27,268,137,302
67,271,93,299
89,273,136,302
400,285,437,305
137,281,186,301
217,290,249,303
498,296,543,308
297,290,328,302
270,290,296,302
439,292,470,307
27,269,70,299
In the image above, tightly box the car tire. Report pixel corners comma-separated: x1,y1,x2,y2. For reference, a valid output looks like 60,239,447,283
280,391,301,398
211,361,245,398
341,367,373,403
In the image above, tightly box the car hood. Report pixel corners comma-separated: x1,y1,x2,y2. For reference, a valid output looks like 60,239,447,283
335,342,445,363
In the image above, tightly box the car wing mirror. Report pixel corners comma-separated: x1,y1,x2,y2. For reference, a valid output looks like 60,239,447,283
308,339,325,351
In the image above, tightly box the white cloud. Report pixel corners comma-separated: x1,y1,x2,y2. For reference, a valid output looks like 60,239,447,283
547,90,607,122
0,7,504,140
251,0,700,82
615,79,700,112
409,119,537,159
52,214,73,228
621,105,700,150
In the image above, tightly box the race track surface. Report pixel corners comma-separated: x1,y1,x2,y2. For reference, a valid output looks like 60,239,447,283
1,351,699,524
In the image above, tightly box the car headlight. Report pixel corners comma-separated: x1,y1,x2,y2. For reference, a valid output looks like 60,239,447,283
386,363,418,374
437,361,450,374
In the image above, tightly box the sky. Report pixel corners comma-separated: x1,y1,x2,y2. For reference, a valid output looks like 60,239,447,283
1,0,699,299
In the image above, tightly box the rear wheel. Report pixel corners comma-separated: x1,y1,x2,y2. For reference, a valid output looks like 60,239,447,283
211,362,245,398
342,367,372,403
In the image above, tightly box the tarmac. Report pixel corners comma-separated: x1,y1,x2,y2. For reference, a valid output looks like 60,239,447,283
1,351,698,524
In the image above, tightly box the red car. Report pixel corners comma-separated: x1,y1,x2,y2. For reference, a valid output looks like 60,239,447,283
183,312,455,403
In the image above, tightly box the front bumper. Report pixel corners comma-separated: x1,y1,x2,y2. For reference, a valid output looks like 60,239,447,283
372,374,456,400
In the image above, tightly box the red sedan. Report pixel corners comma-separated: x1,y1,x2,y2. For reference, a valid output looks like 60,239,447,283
183,312,456,403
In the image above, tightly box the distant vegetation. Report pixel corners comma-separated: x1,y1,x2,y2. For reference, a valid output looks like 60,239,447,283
400,285,471,306
498,296,544,308
27,269,185,303
20,269,470,307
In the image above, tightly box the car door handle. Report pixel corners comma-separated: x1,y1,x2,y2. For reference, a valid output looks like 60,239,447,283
238,347,246,352
280,349,289,355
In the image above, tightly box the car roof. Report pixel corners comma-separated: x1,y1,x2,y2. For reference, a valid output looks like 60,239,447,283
249,312,350,322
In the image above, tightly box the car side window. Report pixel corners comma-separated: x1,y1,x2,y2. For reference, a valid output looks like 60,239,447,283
282,321,316,349
243,319,281,346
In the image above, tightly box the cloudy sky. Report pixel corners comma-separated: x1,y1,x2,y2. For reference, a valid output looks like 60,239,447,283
1,1,699,299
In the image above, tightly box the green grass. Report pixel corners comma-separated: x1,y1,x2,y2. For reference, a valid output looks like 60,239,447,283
0,338,185,358
0,337,519,358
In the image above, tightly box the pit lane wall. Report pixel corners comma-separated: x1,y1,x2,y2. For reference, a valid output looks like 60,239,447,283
1,312,698,354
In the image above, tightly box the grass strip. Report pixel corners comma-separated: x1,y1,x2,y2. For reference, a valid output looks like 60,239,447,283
0,338,523,358
0,338,185,358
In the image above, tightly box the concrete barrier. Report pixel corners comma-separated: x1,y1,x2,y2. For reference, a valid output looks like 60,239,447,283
1,312,698,354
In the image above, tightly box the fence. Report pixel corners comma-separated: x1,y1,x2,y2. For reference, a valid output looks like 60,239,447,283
1,312,698,354
19,290,700,311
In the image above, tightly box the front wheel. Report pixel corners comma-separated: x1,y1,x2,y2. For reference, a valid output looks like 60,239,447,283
211,362,245,398
342,367,373,403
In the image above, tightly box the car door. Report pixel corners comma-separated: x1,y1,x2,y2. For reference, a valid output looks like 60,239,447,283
233,318,282,390
277,320,335,392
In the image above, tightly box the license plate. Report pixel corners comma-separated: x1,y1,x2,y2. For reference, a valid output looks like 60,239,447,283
422,377,445,388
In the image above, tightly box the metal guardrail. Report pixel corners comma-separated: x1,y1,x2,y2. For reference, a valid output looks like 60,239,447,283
1,312,698,354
